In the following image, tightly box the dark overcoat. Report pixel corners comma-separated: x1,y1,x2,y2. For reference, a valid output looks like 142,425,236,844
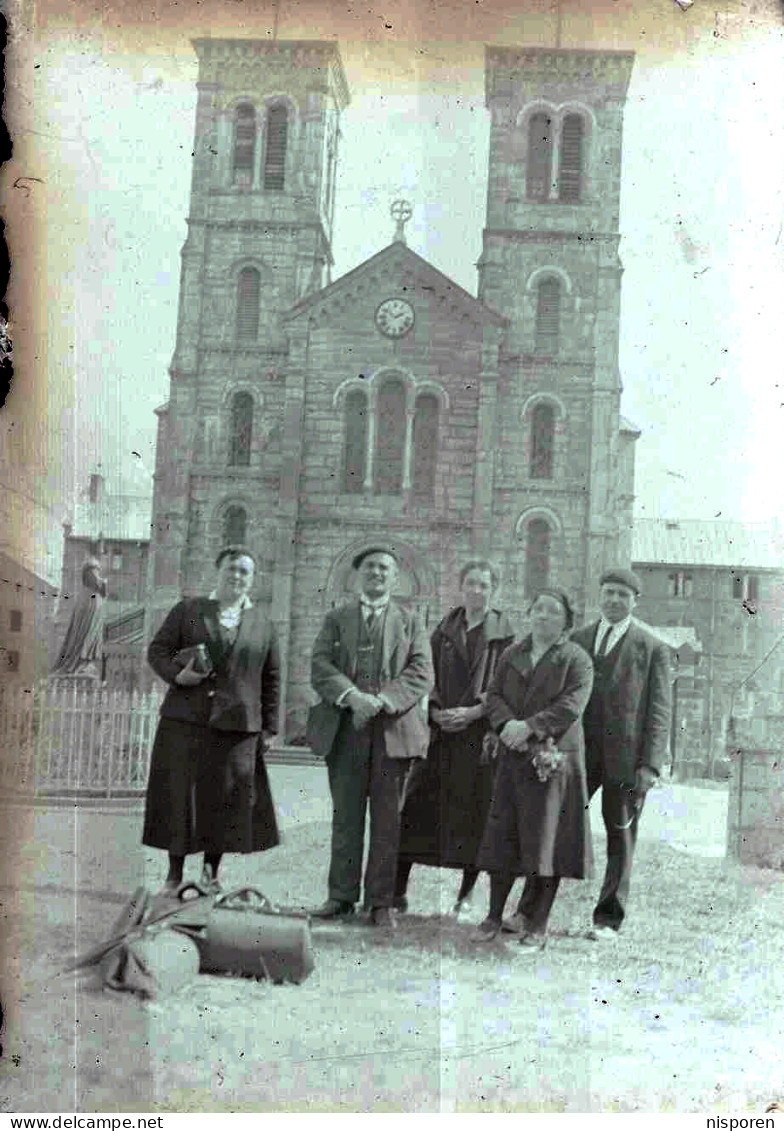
307,599,433,761
477,636,595,879
142,597,280,855
397,607,515,869
571,619,671,785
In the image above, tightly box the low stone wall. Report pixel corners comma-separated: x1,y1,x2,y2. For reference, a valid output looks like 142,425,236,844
726,713,784,869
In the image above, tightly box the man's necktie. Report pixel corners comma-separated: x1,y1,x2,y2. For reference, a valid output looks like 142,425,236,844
365,609,377,633
595,626,612,657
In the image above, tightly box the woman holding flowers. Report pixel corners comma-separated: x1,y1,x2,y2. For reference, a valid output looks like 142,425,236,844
473,587,594,949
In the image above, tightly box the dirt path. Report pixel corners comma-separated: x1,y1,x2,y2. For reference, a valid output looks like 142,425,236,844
1,777,781,1114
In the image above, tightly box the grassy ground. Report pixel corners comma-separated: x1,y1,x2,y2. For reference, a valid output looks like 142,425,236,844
0,781,782,1114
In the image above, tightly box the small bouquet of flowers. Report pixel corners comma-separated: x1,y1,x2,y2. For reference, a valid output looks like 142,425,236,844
528,736,567,783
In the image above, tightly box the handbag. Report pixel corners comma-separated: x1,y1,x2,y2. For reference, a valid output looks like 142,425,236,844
171,886,315,985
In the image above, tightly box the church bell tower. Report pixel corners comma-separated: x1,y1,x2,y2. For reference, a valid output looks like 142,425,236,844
479,47,636,612
147,40,349,629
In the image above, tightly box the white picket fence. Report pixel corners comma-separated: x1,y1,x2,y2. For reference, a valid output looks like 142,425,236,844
0,682,165,796
0,680,319,797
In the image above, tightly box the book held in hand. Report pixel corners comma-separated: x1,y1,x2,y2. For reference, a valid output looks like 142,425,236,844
173,644,213,674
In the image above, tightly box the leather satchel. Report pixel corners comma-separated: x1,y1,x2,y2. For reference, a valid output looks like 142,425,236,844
171,887,315,985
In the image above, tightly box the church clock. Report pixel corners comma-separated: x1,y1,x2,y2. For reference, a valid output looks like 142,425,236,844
374,298,415,339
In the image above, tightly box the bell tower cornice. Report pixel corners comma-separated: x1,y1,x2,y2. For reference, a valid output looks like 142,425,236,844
485,46,634,106
192,38,350,110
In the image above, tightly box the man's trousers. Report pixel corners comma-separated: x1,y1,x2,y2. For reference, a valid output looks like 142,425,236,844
587,761,646,931
325,714,411,909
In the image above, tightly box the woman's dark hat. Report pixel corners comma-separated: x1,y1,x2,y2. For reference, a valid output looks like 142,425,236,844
599,568,641,595
529,586,575,629
352,546,400,570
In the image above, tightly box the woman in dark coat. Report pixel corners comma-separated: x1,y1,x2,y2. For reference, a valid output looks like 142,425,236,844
394,561,515,916
143,546,280,894
473,587,594,949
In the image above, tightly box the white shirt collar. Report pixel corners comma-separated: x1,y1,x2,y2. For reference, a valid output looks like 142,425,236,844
209,590,253,609
596,613,632,652
360,595,390,612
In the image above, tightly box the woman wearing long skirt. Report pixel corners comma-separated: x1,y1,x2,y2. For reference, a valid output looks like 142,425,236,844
394,561,515,916
473,587,594,950
142,546,280,894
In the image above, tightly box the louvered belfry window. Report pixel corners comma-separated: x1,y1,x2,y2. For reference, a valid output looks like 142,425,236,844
524,519,552,596
343,389,367,493
530,402,555,479
233,103,256,185
374,377,406,494
534,278,561,355
222,505,247,546
527,113,553,201
236,268,260,340
559,114,583,202
229,392,253,467
264,105,288,191
412,394,439,498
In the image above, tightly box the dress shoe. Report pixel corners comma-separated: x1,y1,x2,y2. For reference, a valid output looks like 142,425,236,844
587,925,618,941
518,932,547,951
369,907,396,929
470,917,502,943
451,892,475,920
392,896,408,913
311,898,355,920
200,864,222,895
501,911,527,935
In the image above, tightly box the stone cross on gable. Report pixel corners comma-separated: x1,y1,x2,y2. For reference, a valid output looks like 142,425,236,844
391,199,413,244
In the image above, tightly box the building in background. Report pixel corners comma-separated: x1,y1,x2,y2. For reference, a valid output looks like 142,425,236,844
146,39,639,737
632,518,784,776
57,469,151,689
0,551,60,685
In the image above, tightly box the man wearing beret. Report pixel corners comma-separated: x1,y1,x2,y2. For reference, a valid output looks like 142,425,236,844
572,568,672,938
307,546,433,928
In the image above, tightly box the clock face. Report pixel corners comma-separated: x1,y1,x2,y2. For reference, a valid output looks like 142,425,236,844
375,298,415,339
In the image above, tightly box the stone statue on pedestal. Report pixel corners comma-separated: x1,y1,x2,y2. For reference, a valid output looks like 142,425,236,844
51,557,108,678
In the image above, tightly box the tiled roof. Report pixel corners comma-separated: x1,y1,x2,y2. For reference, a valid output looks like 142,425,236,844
632,519,783,570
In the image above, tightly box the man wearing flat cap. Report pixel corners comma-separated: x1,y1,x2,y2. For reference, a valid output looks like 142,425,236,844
572,568,671,938
307,546,433,928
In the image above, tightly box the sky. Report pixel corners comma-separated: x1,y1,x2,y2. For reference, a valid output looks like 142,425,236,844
5,0,784,580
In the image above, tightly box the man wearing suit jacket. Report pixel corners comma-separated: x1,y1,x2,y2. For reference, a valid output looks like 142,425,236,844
571,568,672,938
308,546,434,928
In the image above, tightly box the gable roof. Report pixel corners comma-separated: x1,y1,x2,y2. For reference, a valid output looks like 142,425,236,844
284,242,508,329
632,519,783,570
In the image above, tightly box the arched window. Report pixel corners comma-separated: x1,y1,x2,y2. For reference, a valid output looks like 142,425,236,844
558,114,584,202
264,105,288,191
526,112,553,201
236,268,260,340
530,402,555,479
233,103,256,185
524,518,552,596
534,278,561,355
374,377,406,494
222,505,247,546
229,392,253,467
343,389,367,493
412,394,439,498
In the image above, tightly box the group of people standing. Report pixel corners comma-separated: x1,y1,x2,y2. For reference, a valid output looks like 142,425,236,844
141,542,671,950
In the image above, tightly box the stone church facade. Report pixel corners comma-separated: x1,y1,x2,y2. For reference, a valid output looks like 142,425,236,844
147,39,638,737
